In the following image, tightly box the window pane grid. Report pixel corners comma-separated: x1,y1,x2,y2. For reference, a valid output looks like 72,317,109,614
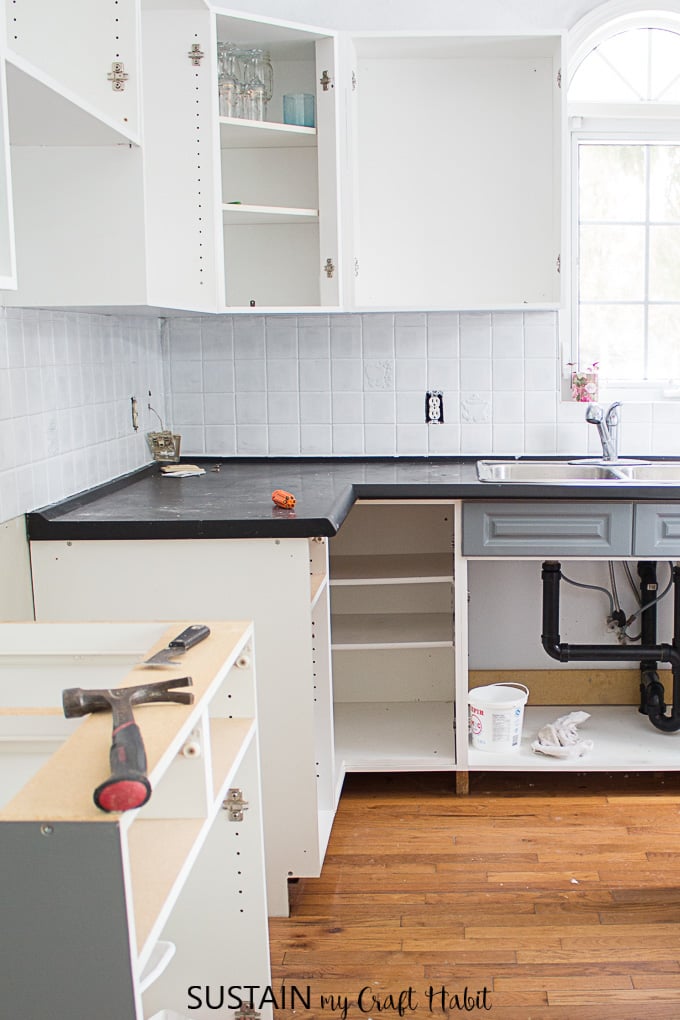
577,142,680,381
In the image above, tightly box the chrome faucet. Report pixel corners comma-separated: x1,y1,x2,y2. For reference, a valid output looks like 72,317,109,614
585,401,621,461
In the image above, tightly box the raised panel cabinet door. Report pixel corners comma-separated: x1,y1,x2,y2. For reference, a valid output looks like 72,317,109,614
462,501,633,557
5,0,140,139
633,503,680,557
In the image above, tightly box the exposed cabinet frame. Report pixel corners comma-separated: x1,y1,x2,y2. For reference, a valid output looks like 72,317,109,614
0,620,272,1020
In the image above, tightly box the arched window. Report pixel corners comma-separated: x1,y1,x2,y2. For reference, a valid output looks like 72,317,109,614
569,10,680,394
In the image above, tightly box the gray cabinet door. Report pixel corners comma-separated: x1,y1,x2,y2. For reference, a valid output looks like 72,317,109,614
462,501,633,557
634,504,680,557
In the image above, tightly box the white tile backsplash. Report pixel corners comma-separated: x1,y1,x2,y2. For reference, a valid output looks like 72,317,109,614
6,304,680,528
0,307,164,523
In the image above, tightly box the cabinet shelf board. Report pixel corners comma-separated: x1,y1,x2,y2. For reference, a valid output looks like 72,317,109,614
331,612,453,649
331,553,453,585
467,705,680,772
220,117,316,148
5,59,139,147
127,816,205,964
310,571,327,607
222,202,318,224
334,701,455,771
209,716,255,800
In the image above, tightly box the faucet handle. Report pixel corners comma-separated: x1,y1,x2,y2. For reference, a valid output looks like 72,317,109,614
585,403,604,424
605,400,621,425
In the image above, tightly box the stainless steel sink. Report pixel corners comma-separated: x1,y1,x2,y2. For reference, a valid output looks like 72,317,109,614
476,459,680,484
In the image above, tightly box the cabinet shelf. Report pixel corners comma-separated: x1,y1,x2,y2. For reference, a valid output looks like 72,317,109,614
220,116,316,148
468,705,680,772
209,716,255,798
332,612,453,649
222,202,318,225
334,701,455,771
331,553,453,585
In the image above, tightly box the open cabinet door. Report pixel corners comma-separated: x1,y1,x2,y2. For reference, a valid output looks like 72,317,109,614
0,55,16,290
315,35,341,308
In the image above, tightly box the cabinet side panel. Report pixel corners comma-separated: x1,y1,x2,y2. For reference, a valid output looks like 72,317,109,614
8,145,147,305
31,538,324,915
6,0,140,136
142,10,223,311
0,57,16,286
1,822,139,1019
0,516,34,619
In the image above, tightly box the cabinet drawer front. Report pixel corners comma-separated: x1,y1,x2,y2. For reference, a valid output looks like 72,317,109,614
634,504,680,556
462,502,633,557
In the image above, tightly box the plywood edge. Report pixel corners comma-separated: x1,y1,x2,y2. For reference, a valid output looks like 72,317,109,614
468,668,660,706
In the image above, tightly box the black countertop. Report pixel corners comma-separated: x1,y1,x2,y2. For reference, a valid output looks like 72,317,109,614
26,457,680,541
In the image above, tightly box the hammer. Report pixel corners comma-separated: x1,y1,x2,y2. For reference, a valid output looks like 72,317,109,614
62,676,194,813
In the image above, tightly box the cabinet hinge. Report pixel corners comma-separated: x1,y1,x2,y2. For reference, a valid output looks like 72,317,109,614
352,70,358,90
107,61,129,92
556,68,562,89
222,787,249,821
556,253,561,274
320,69,334,91
188,43,205,66
235,1007,261,1020
354,257,359,278
323,257,336,279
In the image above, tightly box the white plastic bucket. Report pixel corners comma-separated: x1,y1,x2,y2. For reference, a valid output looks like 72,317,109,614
468,683,529,752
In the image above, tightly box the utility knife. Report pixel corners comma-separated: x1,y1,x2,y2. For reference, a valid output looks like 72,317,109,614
141,624,211,667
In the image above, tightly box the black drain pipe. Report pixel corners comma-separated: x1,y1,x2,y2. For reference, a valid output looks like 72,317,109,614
541,561,680,733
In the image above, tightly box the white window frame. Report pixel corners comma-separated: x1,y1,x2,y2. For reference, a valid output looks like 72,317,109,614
569,116,680,400
566,2,680,401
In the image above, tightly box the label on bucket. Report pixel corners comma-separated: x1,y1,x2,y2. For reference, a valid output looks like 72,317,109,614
468,684,527,752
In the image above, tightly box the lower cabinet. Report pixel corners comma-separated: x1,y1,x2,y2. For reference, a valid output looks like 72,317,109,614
29,537,336,917
0,620,271,1020
329,500,458,771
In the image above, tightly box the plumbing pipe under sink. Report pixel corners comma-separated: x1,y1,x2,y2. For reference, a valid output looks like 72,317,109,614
541,560,680,733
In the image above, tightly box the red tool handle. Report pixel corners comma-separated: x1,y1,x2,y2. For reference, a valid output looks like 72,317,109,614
93,720,152,813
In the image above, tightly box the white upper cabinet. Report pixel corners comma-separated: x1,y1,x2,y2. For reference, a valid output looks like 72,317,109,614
346,34,564,311
5,0,141,141
0,58,16,289
214,7,341,310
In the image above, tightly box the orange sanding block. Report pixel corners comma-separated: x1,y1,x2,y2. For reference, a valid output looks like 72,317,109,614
272,489,296,508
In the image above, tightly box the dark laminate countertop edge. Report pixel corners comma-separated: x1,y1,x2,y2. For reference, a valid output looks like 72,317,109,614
25,456,680,541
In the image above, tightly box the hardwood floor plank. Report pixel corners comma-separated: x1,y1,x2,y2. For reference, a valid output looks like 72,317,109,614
270,773,680,1018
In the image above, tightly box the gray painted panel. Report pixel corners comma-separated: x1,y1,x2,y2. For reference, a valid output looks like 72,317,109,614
462,501,633,556
1,821,139,1018
634,504,680,557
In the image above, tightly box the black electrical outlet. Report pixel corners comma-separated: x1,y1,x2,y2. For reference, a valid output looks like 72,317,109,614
425,390,444,424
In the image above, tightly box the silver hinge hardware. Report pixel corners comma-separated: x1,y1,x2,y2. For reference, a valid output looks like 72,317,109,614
556,68,562,88
324,257,335,279
320,69,333,91
235,1008,261,1020
223,787,249,821
354,257,359,278
556,253,561,274
107,61,129,92
352,70,358,90
188,43,205,66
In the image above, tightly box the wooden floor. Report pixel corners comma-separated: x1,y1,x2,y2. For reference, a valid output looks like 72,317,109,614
269,770,680,1020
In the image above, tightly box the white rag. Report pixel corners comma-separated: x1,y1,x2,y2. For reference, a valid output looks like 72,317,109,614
531,710,593,759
